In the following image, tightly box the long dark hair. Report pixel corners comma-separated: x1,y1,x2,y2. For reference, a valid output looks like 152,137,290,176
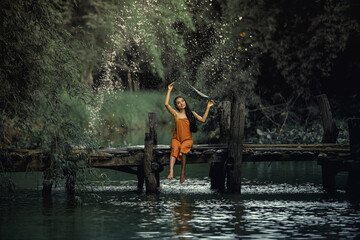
174,96,197,133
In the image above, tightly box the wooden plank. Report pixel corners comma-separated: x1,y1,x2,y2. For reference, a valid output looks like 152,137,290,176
0,143,351,172
90,152,144,167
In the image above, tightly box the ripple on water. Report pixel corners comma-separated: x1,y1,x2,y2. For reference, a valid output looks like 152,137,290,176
87,177,324,196
1,175,359,240
88,177,360,239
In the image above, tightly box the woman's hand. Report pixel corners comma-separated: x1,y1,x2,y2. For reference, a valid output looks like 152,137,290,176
168,82,175,91
207,100,214,108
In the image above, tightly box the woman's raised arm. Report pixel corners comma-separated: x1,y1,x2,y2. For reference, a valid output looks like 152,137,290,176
164,82,177,117
193,100,214,123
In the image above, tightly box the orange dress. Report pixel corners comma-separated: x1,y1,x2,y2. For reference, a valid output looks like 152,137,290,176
171,118,193,160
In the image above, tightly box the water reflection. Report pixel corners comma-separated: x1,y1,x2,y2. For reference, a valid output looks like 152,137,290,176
171,197,193,237
1,162,359,240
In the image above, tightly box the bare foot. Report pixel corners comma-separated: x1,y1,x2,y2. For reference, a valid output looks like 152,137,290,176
180,173,185,183
167,171,173,179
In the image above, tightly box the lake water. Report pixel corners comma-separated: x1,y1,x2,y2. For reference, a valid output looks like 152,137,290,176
1,160,359,239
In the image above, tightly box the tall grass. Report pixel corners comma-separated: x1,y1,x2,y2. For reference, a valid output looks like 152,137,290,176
100,91,169,131
97,91,170,146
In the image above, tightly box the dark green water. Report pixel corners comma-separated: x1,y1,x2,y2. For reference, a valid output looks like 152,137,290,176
1,161,359,240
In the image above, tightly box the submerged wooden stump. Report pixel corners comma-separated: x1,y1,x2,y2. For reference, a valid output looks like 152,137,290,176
209,162,226,191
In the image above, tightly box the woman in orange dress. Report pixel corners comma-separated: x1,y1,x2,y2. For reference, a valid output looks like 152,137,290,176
165,82,214,183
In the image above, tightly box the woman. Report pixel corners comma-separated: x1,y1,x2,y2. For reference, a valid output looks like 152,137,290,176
165,82,214,183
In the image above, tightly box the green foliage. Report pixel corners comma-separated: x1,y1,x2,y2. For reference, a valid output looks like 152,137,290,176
222,0,358,97
248,120,349,144
0,0,107,148
189,0,262,101
0,0,117,192
0,0,357,195
107,0,195,82
251,123,324,144
189,0,359,126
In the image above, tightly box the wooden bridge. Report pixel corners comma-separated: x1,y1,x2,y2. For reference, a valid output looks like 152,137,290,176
1,96,359,197
0,142,356,193
1,143,351,172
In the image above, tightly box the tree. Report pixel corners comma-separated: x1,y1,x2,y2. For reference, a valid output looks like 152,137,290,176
193,0,359,124
93,0,196,91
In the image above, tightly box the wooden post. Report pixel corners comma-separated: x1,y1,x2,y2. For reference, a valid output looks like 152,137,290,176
144,133,158,193
226,94,246,193
149,112,160,185
209,101,231,191
143,112,159,193
218,101,231,144
137,165,145,192
316,94,339,194
209,162,226,191
347,118,360,198
321,163,338,194
148,112,158,146
316,94,339,143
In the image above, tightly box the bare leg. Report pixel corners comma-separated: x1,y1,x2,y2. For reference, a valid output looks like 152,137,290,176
180,154,186,183
168,156,176,179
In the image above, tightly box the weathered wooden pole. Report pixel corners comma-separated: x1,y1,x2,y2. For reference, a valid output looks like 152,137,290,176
144,133,157,193
148,112,160,188
137,165,145,192
320,162,338,194
218,101,231,144
316,94,339,194
143,112,159,193
347,118,360,198
148,112,158,146
209,101,230,191
226,94,246,193
316,94,339,143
